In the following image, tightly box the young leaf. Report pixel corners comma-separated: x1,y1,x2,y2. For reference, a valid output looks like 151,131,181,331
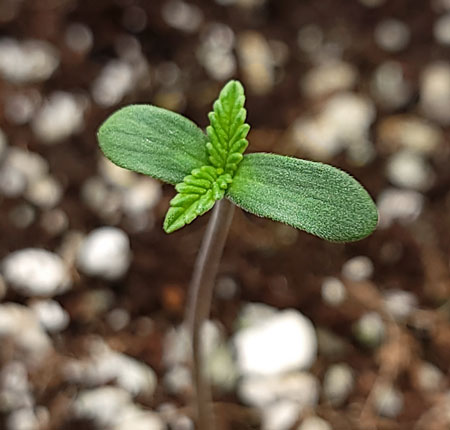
227,153,378,242
164,81,250,233
206,80,250,174
98,105,209,185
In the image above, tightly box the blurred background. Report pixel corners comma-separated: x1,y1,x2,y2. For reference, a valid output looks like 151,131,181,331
0,0,449,429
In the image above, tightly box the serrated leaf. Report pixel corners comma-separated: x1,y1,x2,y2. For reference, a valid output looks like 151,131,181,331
206,81,249,174
98,105,209,185
226,153,378,242
164,187,216,233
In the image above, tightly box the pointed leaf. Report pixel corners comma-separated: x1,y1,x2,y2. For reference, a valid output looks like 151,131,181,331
206,80,249,174
226,153,378,242
98,105,209,185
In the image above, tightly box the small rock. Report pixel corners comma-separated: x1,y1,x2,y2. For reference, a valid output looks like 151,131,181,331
91,60,135,107
6,408,39,430
371,61,412,109
386,150,434,191
197,23,236,81
261,399,301,430
122,178,161,216
234,308,317,376
238,371,319,408
106,308,130,331
434,13,450,45
373,384,404,418
0,38,59,84
24,175,63,209
215,276,239,300
0,361,34,412
64,339,157,397
321,277,347,307
383,289,418,321
374,19,410,52
2,249,71,297
381,191,422,228
416,362,444,392
162,0,203,33
420,61,450,125
342,256,374,282
301,61,358,99
30,300,69,333
65,23,93,54
6,147,48,183
4,91,40,125
377,115,443,155
323,363,354,406
77,227,131,280
73,386,164,430
0,304,52,364
32,92,85,143
237,31,275,95
163,365,192,395
236,302,278,329
298,416,332,430
353,312,385,348
99,158,136,187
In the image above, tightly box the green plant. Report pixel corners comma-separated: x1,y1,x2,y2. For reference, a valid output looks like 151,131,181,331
97,80,378,429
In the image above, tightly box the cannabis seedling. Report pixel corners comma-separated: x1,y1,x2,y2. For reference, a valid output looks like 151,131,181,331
97,80,378,429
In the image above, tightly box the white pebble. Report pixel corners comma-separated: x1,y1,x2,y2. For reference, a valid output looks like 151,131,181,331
77,227,131,280
378,115,443,155
321,277,347,306
162,0,203,33
73,386,164,430
262,399,301,430
122,178,161,216
383,289,417,321
92,60,134,107
371,61,412,109
30,300,69,333
386,150,434,191
373,384,404,418
353,312,385,348
417,362,444,392
298,416,332,430
238,371,319,407
434,13,450,45
4,91,40,125
234,309,317,376
0,38,59,84
6,408,39,430
297,25,323,53
374,19,410,52
301,61,358,99
24,175,62,209
377,188,424,228
420,61,450,125
342,256,374,282
0,361,34,412
237,31,275,95
163,365,192,395
0,304,53,364
65,339,157,397
6,147,48,183
32,92,85,143
107,308,130,331
65,23,93,54
2,249,71,297
323,363,354,406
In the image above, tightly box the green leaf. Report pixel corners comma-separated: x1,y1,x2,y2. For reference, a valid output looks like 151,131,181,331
163,166,232,233
206,80,250,174
98,104,209,185
226,153,378,242
163,80,250,233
